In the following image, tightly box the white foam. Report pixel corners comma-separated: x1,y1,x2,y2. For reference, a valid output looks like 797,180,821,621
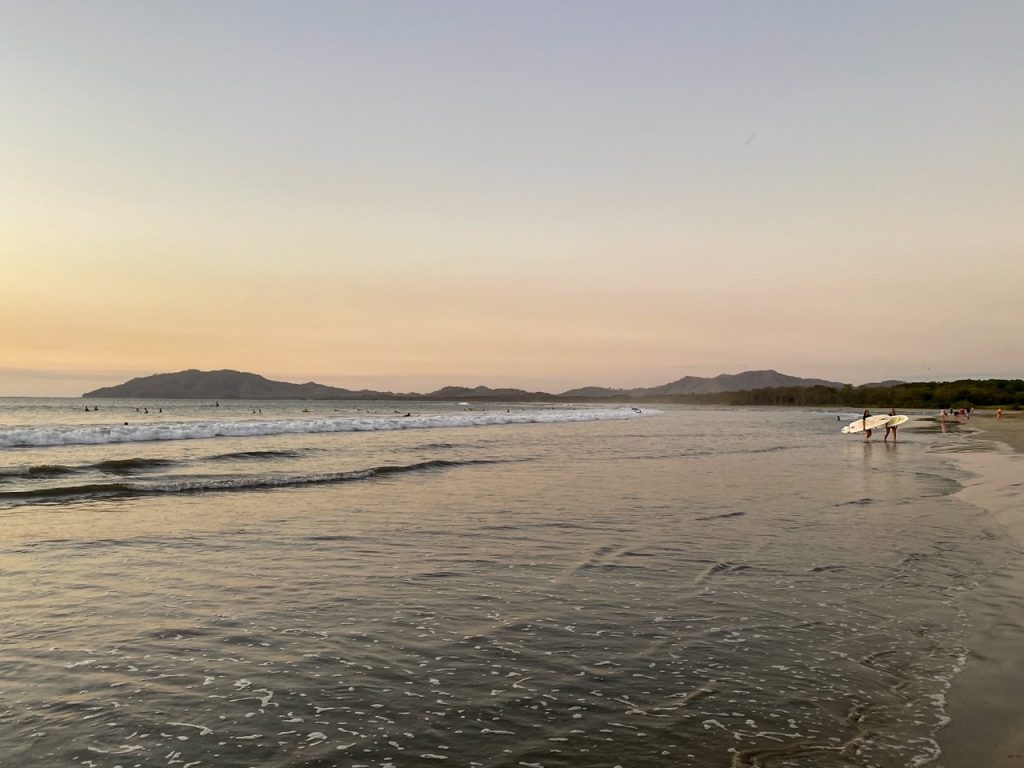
0,408,657,447
167,722,214,736
65,658,99,669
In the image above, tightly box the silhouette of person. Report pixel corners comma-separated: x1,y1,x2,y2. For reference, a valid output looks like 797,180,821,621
884,407,898,443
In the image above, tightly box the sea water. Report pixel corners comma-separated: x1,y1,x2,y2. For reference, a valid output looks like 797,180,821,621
0,398,1016,767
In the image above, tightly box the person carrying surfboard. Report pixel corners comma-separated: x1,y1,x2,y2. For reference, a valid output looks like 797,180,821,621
884,407,898,443
862,409,873,441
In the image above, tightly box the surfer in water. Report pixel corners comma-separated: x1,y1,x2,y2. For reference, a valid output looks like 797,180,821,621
862,409,873,442
884,407,898,443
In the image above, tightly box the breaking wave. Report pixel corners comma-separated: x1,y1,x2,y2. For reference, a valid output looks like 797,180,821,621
0,408,653,448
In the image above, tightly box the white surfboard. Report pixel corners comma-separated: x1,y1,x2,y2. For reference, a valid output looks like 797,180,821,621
886,415,909,427
842,414,892,434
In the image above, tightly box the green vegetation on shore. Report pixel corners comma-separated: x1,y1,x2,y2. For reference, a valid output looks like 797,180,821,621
623,379,1024,409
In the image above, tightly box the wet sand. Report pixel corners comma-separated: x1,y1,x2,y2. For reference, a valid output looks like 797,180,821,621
971,410,1024,454
940,412,1024,767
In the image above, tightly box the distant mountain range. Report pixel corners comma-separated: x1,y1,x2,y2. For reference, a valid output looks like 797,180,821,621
83,368,847,401
561,370,843,398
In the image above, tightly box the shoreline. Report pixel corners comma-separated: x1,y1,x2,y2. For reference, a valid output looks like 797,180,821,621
939,412,1024,767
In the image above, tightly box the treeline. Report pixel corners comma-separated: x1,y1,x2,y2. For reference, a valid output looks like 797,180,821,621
619,379,1024,409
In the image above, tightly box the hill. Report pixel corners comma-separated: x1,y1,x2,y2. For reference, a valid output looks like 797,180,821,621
632,369,843,397
427,385,553,400
559,386,628,399
83,369,399,400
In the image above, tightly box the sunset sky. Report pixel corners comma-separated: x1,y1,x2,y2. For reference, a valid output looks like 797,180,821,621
2,1,1022,396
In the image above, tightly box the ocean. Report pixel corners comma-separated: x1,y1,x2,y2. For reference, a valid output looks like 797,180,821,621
0,398,1018,767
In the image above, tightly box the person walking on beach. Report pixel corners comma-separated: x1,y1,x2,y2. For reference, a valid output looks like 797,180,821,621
884,407,898,443
862,408,873,442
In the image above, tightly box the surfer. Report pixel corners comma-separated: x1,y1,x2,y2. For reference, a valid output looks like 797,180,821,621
884,407,898,443
862,409,873,442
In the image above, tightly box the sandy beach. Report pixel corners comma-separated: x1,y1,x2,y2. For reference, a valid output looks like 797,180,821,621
940,412,1024,767
966,410,1024,454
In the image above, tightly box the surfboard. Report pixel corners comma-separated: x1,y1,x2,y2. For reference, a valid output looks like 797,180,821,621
885,415,909,428
842,414,892,434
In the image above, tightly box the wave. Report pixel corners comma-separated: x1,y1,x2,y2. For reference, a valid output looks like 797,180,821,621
208,449,303,461
1,457,177,481
0,408,654,448
0,452,303,481
94,458,176,474
0,464,80,481
0,459,493,504
0,482,140,501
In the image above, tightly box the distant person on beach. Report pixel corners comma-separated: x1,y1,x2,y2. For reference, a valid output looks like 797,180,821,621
862,409,873,442
997,408,1004,420
884,407,898,443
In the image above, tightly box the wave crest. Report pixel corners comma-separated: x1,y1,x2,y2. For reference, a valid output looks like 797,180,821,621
0,459,493,504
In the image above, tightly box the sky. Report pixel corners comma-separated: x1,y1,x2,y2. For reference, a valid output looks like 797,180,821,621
2,1,1022,396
